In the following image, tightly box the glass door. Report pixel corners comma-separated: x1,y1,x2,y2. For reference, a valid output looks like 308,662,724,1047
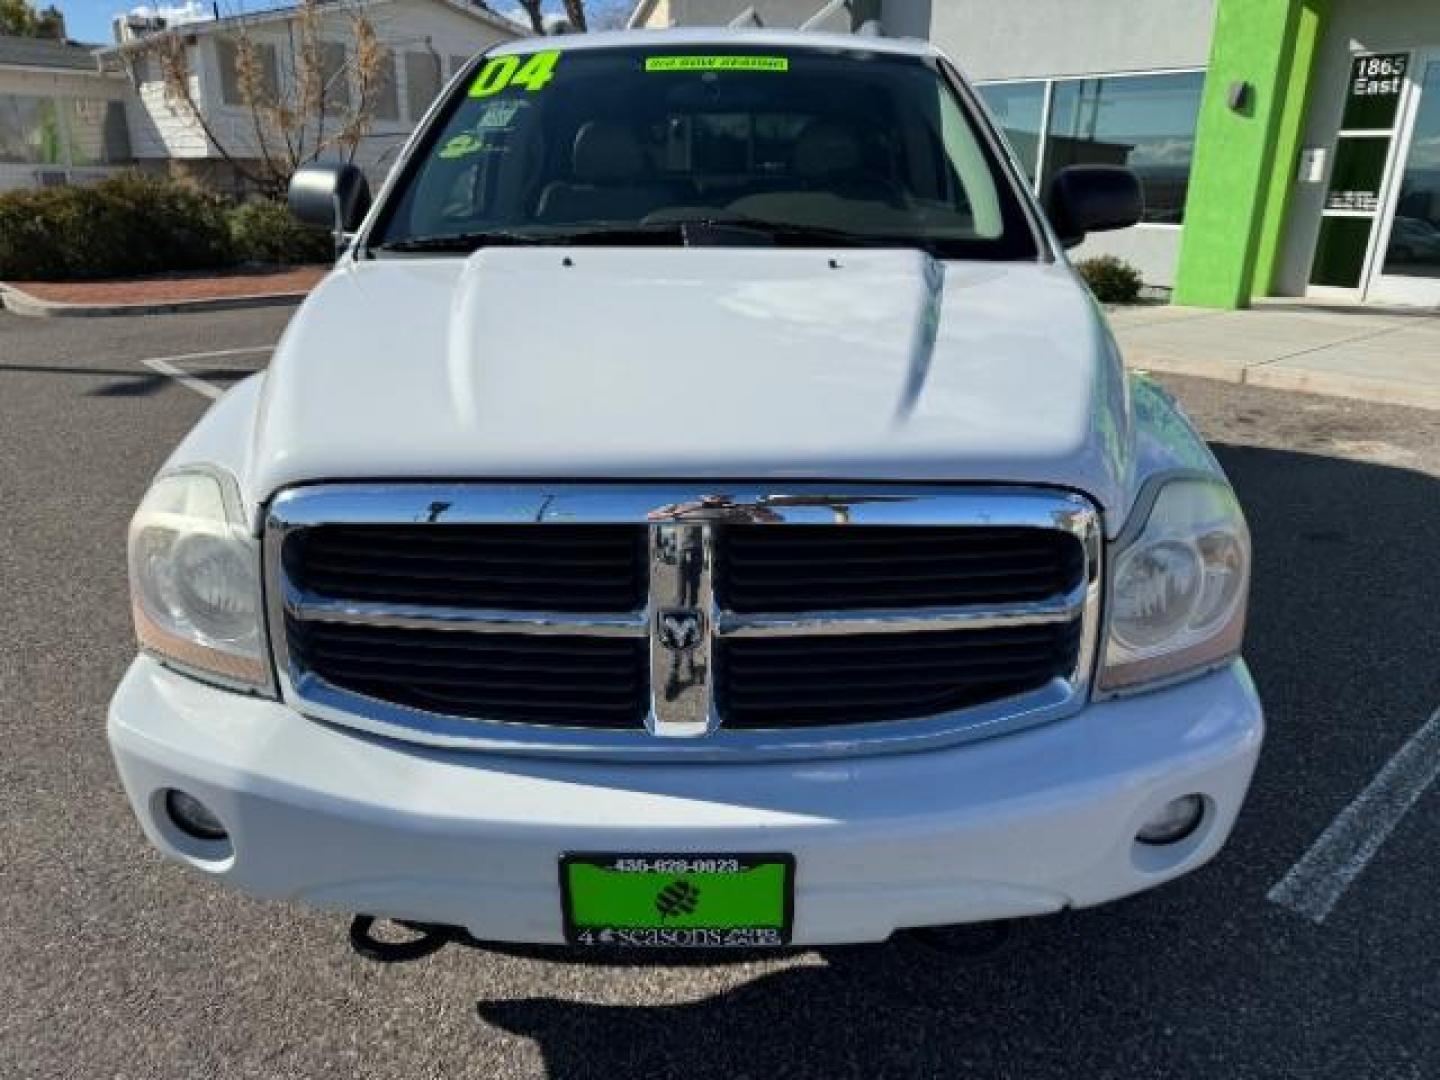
1368,53,1440,306
1308,53,1411,298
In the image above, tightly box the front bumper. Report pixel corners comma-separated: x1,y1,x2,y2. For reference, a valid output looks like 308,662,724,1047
109,656,1262,946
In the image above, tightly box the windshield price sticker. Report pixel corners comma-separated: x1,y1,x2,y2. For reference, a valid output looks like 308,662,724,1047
469,50,560,97
645,56,789,73
476,101,522,129
438,133,486,160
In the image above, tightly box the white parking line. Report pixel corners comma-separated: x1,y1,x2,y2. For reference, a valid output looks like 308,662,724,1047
139,346,272,400
1269,704,1440,924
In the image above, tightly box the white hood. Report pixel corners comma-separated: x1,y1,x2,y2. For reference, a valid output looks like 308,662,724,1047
251,248,1130,513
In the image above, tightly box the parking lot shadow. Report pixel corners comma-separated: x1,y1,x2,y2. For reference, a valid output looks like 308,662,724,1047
464,440,1440,1079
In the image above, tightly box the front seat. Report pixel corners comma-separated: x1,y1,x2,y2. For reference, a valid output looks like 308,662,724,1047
536,121,673,224
792,119,896,204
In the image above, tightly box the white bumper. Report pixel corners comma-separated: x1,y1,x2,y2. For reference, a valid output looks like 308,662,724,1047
109,656,1262,946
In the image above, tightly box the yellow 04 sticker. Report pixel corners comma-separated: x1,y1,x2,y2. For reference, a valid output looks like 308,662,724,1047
644,56,789,73
469,51,560,97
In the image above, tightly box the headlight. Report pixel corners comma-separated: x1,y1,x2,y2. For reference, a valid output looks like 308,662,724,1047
128,468,272,693
1099,478,1249,692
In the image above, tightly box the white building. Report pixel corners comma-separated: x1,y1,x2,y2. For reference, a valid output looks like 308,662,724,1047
0,35,131,191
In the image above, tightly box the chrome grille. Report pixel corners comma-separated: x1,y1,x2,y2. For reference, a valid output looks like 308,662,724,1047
266,485,1101,761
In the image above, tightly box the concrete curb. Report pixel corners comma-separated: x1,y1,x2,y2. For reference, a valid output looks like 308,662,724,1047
0,282,308,318
1125,351,1440,413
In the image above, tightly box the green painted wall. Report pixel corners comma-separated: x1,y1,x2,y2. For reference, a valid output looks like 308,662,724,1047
1173,0,1328,308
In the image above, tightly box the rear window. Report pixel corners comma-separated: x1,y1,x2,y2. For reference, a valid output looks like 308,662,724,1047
371,45,1039,260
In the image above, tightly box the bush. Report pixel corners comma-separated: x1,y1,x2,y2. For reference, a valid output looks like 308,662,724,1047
226,199,333,265
0,172,233,280
1076,255,1144,304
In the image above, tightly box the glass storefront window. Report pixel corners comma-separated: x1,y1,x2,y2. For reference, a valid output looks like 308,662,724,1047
976,81,1045,184
1043,71,1205,224
1382,60,1440,280
0,95,63,165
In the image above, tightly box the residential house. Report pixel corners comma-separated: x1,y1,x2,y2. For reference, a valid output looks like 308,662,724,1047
626,0,860,31
0,35,132,191
96,0,524,193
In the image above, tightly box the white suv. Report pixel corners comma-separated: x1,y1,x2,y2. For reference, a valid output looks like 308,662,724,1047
109,29,1260,951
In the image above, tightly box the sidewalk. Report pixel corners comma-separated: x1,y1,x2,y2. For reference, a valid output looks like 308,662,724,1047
0,264,327,317
1110,300,1440,411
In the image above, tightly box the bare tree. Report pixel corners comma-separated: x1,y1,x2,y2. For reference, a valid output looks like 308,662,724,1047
138,0,388,197
506,0,623,36
560,0,588,32
512,0,546,35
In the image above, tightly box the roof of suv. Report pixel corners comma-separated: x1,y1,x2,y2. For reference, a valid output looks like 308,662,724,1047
487,27,940,61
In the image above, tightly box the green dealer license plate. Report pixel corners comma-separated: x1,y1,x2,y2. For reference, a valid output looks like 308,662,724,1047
560,854,794,948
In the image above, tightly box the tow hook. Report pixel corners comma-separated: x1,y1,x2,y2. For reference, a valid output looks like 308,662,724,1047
348,915,465,963
905,920,1017,959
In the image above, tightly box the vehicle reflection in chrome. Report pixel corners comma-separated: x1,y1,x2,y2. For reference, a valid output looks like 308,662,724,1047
647,523,715,737
647,492,908,524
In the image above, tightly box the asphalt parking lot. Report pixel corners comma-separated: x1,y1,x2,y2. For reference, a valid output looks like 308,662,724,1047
3,303,1440,1079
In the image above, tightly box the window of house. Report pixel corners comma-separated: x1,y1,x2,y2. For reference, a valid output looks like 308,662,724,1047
976,81,1045,185
372,52,400,122
321,40,350,114
1042,71,1205,225
217,36,280,106
405,50,442,121
0,95,63,164
65,99,132,165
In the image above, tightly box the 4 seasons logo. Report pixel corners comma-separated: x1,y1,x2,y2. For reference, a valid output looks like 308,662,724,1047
655,879,702,919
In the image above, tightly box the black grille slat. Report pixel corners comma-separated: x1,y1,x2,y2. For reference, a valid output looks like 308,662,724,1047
726,657,1068,688
290,524,647,614
716,623,1082,729
288,618,648,728
717,526,1083,613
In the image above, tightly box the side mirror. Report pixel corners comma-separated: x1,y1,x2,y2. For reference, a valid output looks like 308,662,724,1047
288,163,372,251
1045,165,1143,248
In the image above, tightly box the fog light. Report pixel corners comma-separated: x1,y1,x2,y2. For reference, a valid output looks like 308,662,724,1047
1137,794,1205,845
165,789,228,841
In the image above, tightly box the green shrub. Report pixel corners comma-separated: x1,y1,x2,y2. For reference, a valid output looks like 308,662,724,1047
1075,255,1144,304
226,199,333,265
0,172,235,280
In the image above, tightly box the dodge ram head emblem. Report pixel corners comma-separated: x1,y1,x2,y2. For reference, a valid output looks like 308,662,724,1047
657,609,705,651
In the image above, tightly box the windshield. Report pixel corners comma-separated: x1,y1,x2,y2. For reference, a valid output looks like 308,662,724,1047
370,45,1039,259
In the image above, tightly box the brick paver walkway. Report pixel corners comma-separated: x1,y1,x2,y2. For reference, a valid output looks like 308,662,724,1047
7,265,327,305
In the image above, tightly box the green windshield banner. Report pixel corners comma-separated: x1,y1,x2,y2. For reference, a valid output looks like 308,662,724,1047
645,56,789,73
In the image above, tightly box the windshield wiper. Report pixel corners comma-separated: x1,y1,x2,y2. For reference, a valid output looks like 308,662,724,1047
372,230,557,253
372,225,689,254
372,218,929,255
